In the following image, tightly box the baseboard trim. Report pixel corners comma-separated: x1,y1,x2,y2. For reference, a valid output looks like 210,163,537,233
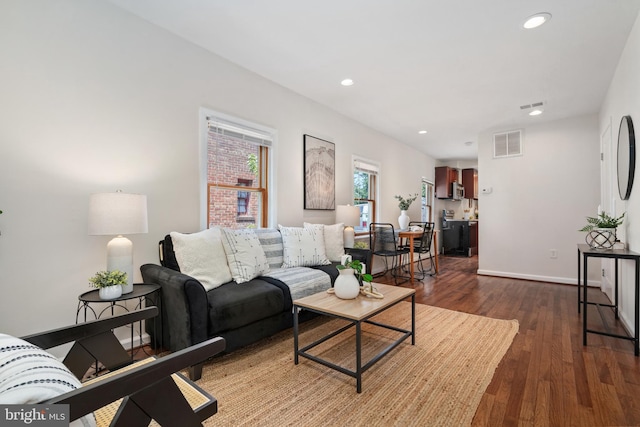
120,333,150,350
476,269,600,287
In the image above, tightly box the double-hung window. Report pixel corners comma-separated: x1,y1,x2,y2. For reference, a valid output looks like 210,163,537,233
204,112,273,229
352,157,380,232
421,178,434,222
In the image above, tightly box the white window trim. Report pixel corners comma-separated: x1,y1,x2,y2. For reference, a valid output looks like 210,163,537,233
199,107,278,229
352,155,381,226
421,178,435,222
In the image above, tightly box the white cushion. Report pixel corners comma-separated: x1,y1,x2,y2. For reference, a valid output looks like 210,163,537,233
170,228,233,291
304,222,345,262
279,225,331,268
0,334,96,427
221,229,270,284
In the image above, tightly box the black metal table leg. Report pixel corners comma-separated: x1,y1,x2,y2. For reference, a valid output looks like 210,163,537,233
578,247,581,313
356,321,362,393
293,306,299,365
583,252,588,346
411,294,416,345
633,258,640,356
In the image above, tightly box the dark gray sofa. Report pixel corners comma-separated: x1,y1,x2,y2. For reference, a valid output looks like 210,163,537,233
140,229,370,379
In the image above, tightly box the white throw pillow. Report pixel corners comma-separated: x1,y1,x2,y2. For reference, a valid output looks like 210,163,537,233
279,225,331,268
170,228,233,291
304,222,345,262
221,229,270,284
0,334,96,427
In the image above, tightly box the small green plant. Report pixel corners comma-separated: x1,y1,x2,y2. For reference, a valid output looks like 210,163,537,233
337,259,373,284
579,212,625,232
394,194,419,210
353,241,368,249
89,270,127,289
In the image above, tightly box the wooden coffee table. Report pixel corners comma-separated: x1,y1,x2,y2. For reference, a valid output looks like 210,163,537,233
293,283,415,393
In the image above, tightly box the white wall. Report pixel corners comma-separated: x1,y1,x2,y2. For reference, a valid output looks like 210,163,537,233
477,114,601,284
599,12,640,334
0,1,435,338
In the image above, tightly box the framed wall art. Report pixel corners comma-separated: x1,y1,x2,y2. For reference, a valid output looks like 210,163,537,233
303,134,335,210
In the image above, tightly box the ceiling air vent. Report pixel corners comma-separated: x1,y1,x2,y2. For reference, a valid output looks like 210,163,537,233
493,130,522,158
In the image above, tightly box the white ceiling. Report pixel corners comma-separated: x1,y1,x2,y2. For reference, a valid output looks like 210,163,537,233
107,0,640,160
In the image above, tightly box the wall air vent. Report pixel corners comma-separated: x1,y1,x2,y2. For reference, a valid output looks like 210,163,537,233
493,130,523,158
519,101,545,111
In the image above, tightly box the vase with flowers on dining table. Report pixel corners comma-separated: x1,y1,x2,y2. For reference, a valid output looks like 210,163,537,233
394,193,418,231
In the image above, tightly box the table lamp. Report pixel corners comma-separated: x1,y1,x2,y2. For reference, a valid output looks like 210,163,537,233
88,191,148,294
336,205,360,248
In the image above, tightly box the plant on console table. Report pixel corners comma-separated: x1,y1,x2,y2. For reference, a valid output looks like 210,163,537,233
89,270,127,300
579,211,625,250
394,193,418,231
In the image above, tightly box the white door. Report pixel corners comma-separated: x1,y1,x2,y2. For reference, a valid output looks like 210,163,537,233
601,119,614,298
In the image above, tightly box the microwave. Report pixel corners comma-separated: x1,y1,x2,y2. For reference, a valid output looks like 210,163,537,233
452,182,464,200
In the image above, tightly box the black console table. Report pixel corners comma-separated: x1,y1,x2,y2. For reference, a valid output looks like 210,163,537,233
577,244,640,355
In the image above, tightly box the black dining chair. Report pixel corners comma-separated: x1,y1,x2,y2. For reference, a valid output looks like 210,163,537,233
369,223,411,284
406,221,436,279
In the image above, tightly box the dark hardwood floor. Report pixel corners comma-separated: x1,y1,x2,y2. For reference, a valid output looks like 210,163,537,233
373,255,640,426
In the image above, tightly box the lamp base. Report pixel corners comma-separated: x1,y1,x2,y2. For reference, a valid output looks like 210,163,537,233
344,226,355,249
107,236,134,293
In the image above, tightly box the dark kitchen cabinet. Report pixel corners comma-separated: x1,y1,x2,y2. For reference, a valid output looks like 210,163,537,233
435,166,458,199
470,221,478,255
443,220,478,257
462,168,478,200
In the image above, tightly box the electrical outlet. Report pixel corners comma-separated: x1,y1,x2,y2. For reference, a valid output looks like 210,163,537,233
549,249,558,259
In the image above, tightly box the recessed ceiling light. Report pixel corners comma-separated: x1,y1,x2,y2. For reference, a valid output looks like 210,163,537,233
523,13,551,29
418,130,427,134
464,141,473,146
529,109,543,116
341,79,354,86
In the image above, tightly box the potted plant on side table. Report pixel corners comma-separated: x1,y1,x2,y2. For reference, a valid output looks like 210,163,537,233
89,270,128,300
579,211,625,249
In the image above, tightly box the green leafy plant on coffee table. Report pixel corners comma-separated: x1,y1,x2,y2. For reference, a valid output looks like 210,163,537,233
337,259,373,284
579,212,625,232
89,270,128,289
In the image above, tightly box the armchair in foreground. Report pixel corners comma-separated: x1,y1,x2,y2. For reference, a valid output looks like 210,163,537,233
2,307,225,427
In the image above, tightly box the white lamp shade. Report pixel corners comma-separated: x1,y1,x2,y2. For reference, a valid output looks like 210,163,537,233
336,205,360,227
88,192,148,236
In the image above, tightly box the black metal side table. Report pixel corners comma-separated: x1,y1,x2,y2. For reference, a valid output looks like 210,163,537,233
77,283,161,358
577,244,640,355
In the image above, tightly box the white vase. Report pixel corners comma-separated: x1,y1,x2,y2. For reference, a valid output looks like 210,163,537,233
334,268,361,299
99,285,122,300
398,210,410,230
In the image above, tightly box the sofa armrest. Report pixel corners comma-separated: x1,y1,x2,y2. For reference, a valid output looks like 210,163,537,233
140,264,209,352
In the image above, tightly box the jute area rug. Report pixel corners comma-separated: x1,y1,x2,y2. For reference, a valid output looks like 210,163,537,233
199,302,518,427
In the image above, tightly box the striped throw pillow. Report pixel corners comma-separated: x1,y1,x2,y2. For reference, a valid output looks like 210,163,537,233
0,334,96,426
